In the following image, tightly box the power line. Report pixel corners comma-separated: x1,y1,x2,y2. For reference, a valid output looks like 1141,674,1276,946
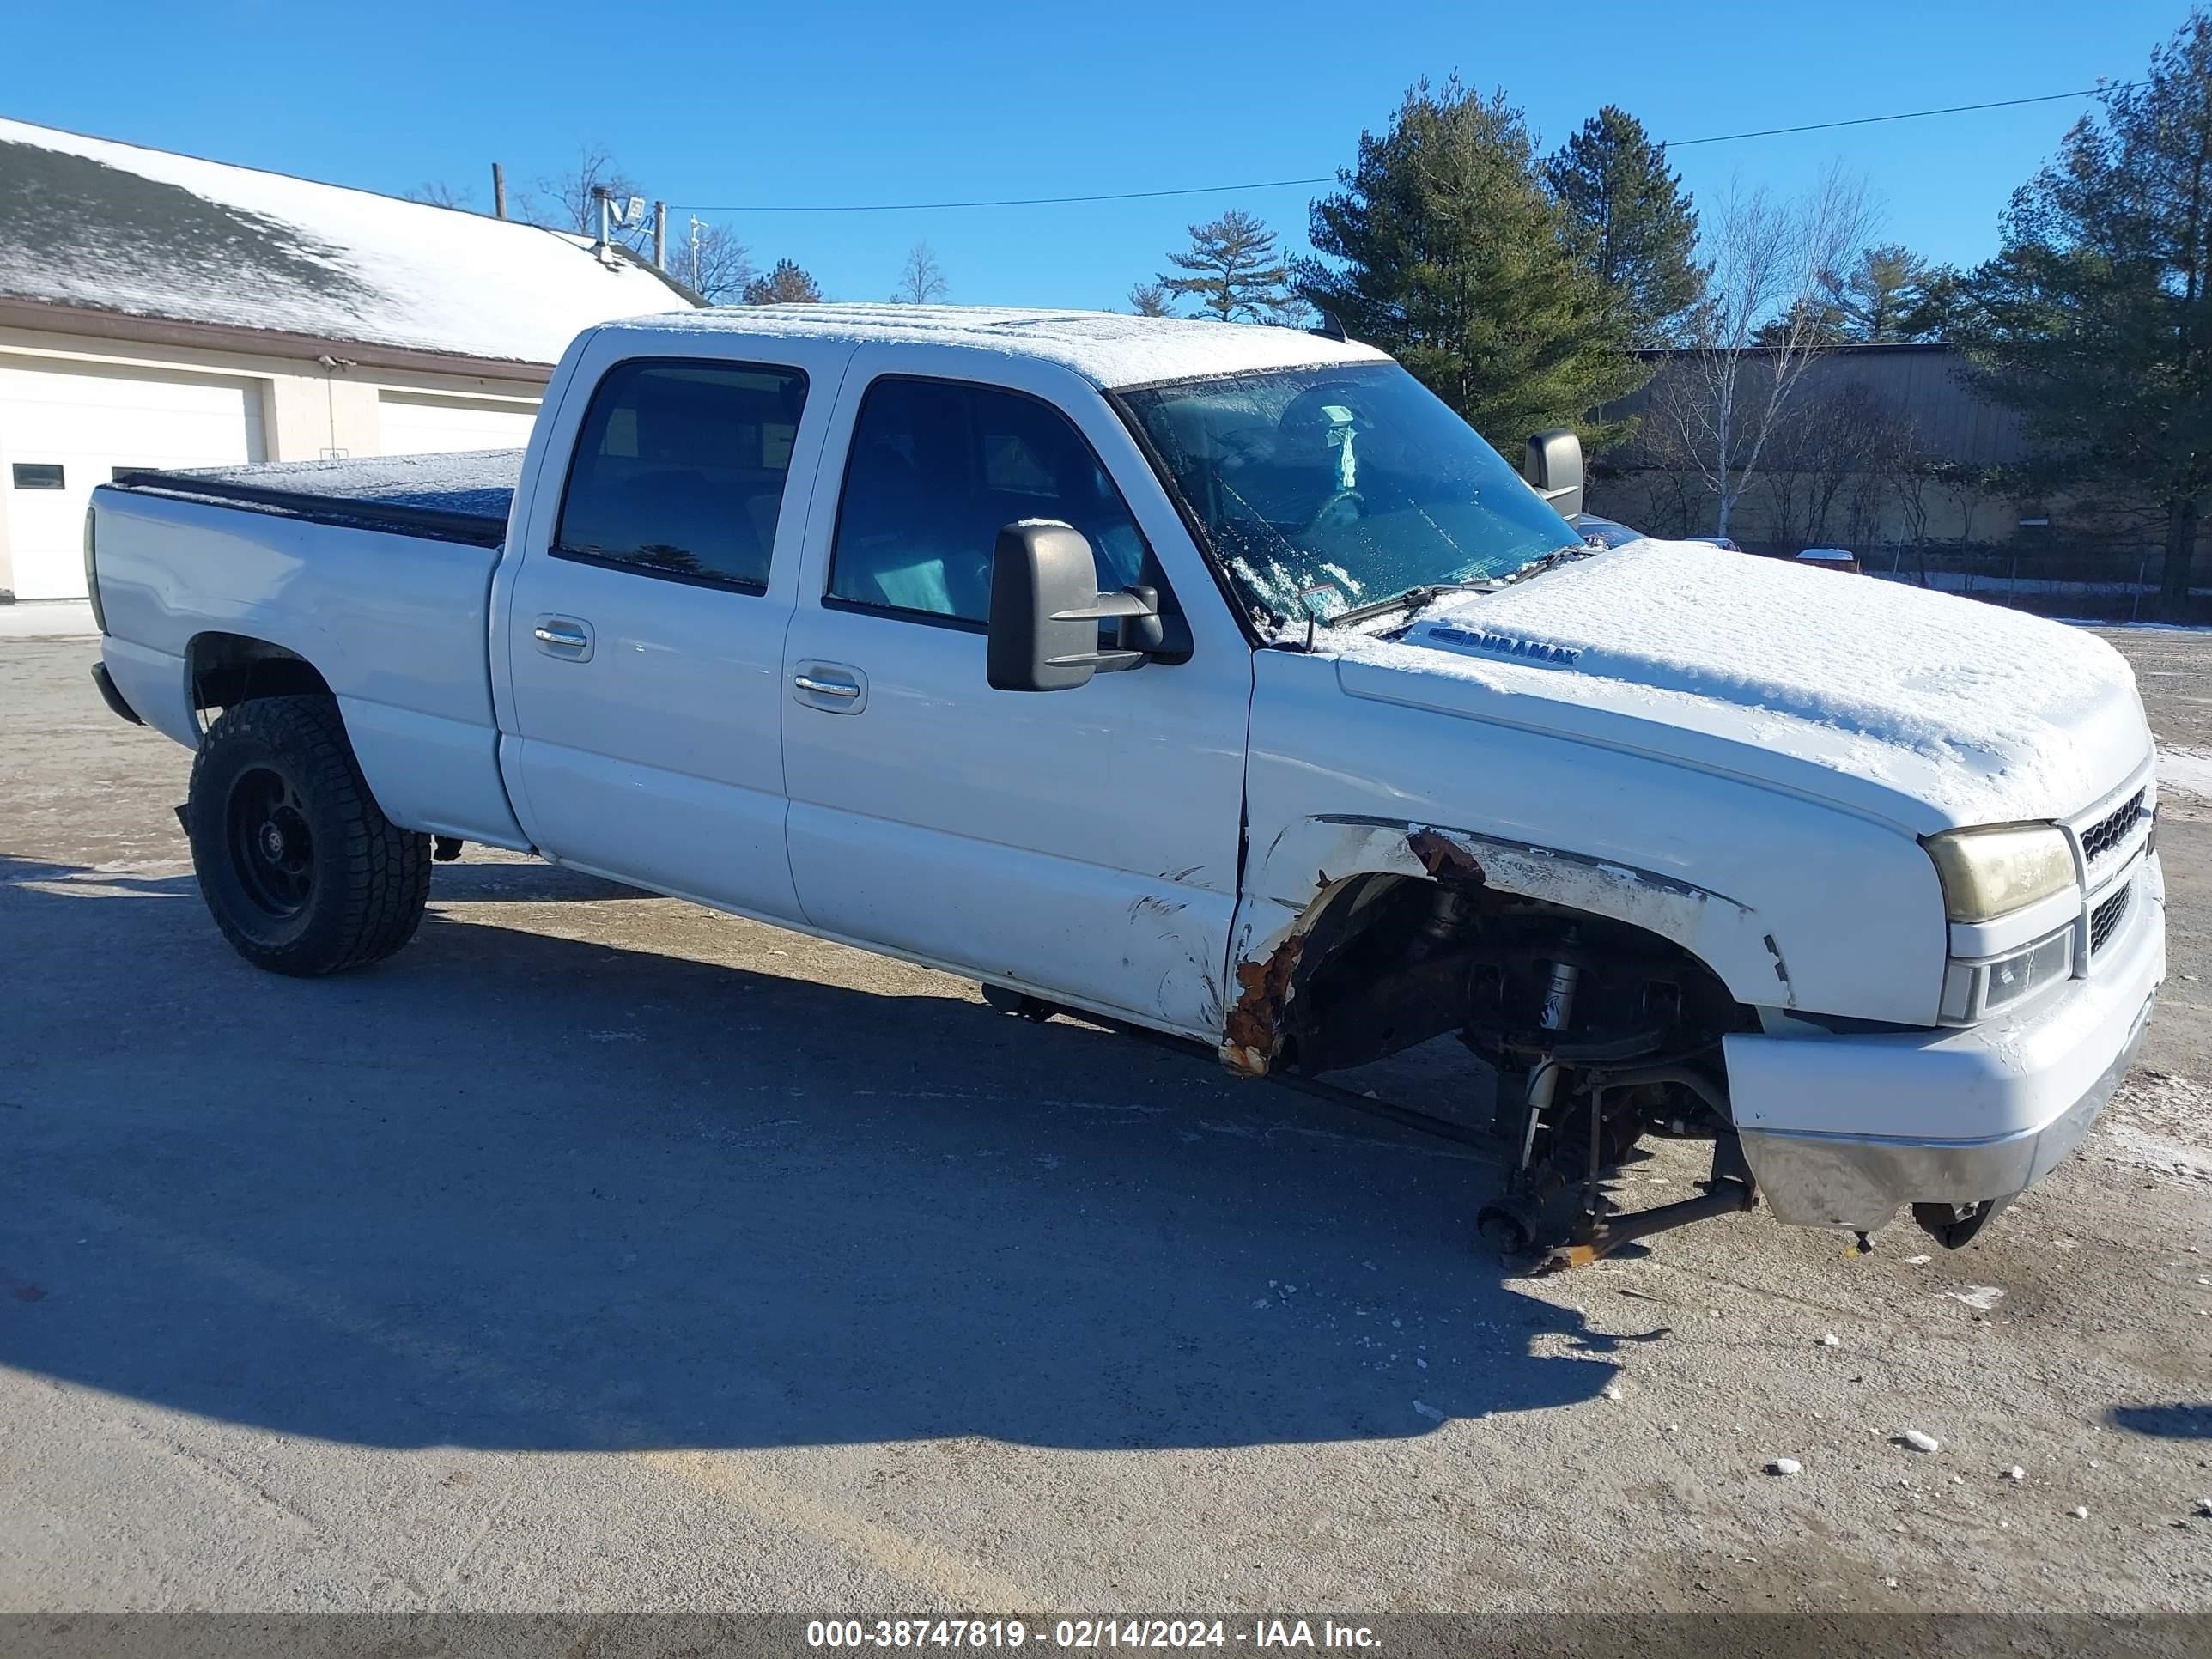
1666,82,2134,148
676,174,1340,215
668,82,2130,217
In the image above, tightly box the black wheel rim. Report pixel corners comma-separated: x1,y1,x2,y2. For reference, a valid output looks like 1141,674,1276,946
224,764,314,919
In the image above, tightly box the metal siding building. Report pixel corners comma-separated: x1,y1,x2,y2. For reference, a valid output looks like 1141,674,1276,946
1590,343,2035,553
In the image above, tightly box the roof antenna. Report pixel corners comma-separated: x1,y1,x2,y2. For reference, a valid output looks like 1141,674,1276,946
590,185,646,270
1310,309,1348,343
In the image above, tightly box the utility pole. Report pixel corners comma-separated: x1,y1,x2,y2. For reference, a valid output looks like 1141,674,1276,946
653,201,667,272
491,161,506,221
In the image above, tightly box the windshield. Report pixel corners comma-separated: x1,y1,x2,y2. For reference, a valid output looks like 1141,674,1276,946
1120,362,1580,626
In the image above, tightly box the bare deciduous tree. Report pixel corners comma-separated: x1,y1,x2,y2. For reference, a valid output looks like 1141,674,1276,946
405,182,471,210
532,147,653,254
682,219,755,304
892,242,949,305
1753,380,1921,549
1659,166,1876,538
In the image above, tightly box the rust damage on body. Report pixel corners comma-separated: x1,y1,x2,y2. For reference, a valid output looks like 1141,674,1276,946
1407,827,1488,886
1221,828,1492,1079
1222,930,1305,1077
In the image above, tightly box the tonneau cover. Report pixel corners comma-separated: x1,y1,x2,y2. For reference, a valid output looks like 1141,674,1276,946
107,449,522,548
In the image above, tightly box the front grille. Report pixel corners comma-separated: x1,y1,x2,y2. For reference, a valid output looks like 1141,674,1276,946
2082,788,2146,864
2090,884,2131,955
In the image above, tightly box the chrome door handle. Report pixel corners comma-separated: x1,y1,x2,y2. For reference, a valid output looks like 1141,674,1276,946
792,661,868,714
532,615,594,662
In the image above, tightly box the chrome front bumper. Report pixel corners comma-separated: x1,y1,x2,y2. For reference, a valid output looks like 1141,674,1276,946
1728,854,2165,1232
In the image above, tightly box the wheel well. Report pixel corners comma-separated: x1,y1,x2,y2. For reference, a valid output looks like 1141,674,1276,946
188,633,333,714
1271,872,1755,1078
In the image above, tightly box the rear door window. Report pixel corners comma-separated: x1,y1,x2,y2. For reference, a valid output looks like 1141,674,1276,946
556,361,808,592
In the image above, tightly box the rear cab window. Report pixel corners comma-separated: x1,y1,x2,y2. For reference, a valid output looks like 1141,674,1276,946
556,360,808,592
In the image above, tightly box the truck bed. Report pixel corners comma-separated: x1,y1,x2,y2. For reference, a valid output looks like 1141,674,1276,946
108,449,520,548
91,449,528,849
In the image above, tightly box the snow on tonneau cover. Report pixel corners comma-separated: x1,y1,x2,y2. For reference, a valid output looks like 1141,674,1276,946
114,450,522,546
1332,538,2150,832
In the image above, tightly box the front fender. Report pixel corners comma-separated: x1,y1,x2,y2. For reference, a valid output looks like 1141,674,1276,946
1220,814,1790,1074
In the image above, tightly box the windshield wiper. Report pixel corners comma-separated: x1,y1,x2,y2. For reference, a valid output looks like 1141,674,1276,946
1494,543,1596,587
1325,542,1594,629
1329,581,1493,628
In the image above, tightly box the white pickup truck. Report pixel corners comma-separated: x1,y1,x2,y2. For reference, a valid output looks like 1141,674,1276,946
86,305,2163,1266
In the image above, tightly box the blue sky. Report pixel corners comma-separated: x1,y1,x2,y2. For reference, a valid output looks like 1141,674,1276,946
9,0,2191,312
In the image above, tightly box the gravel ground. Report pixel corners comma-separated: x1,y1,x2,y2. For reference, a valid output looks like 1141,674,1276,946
1,625,2208,1616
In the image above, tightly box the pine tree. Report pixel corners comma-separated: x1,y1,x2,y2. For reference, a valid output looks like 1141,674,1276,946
742,259,823,304
1158,211,1293,321
1302,80,1646,449
1951,10,2212,617
1543,106,1703,347
1128,281,1176,317
1818,244,1938,341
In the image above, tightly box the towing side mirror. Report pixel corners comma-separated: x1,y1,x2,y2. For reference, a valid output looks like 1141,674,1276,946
987,520,1163,693
1524,428,1584,519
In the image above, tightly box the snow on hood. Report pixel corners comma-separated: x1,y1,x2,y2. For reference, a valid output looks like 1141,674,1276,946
1332,540,2149,832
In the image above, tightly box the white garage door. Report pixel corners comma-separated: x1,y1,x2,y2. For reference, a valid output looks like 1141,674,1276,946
378,392,538,455
0,361,264,599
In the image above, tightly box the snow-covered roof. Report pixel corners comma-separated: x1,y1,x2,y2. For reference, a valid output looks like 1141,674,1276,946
0,118,696,366
603,303,1391,389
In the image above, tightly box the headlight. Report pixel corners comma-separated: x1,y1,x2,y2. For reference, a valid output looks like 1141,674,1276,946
1924,823,2075,922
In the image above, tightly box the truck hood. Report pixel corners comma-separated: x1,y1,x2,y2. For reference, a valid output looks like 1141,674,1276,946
1330,540,2149,832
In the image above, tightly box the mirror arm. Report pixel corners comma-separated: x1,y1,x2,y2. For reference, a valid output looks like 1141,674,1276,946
1046,585,1165,669
1048,584,1157,624
1043,646,1147,674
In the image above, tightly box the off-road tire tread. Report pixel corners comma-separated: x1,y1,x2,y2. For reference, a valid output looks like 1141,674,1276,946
187,694,430,975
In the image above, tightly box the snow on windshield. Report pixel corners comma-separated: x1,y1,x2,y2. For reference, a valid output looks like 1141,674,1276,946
1121,363,1577,623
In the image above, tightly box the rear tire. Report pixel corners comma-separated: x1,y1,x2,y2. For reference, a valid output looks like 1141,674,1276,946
185,695,430,976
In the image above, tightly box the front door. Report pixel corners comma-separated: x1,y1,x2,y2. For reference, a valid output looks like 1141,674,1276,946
498,339,850,921
779,354,1250,1037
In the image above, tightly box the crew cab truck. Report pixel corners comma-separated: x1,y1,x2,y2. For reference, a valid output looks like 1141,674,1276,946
85,305,2164,1265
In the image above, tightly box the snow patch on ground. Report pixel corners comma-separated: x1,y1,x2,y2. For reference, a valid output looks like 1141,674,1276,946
2159,745,2212,803
2104,1123,2212,1186
1945,1285,2007,1311
2100,1072,2212,1184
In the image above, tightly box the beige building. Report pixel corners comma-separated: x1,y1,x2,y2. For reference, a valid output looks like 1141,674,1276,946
0,117,696,600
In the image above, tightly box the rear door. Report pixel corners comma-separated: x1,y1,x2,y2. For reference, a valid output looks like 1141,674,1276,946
495,332,853,921
777,348,1252,1037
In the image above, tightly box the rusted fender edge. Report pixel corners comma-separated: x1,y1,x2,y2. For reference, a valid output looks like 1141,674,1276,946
1219,815,1787,1077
